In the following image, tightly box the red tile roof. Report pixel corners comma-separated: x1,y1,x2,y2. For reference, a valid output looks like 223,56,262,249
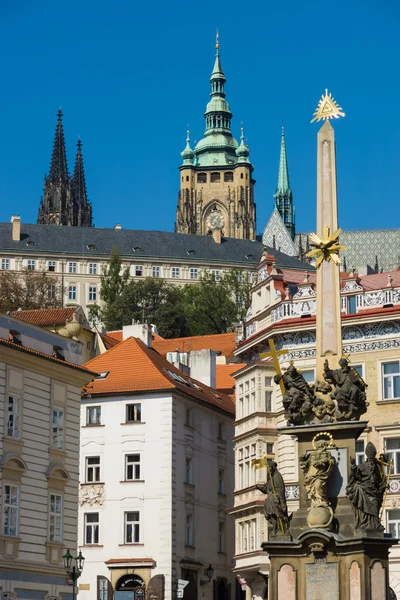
99,332,120,350
10,307,77,326
216,363,246,392
83,337,235,416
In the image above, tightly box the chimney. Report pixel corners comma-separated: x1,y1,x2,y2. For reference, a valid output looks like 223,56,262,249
189,349,217,388
166,351,190,375
122,322,152,347
212,229,222,244
11,215,21,241
114,223,122,230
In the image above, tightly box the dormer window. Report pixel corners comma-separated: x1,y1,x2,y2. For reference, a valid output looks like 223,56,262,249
211,172,220,183
87,244,96,250
197,173,207,183
9,330,22,345
224,172,233,182
53,345,65,361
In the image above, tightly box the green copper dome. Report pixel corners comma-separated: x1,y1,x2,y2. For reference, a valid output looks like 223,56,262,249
181,130,195,165
236,128,250,162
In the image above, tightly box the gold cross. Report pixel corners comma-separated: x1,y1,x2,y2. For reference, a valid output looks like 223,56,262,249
259,339,288,396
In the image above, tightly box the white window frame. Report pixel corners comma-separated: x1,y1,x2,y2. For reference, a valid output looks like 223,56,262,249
51,407,64,450
49,493,62,543
382,361,400,400
126,403,141,423
68,262,77,274
135,265,143,277
385,437,400,475
88,263,97,275
47,284,56,299
48,260,56,272
2,484,18,536
185,513,193,546
68,285,77,301
124,511,140,544
1,258,10,270
6,395,21,439
211,270,220,281
355,439,365,465
86,456,101,482
171,267,180,278
190,268,198,280
152,266,160,278
87,405,101,426
27,260,36,270
84,512,99,544
387,509,400,538
125,454,141,481
88,286,97,302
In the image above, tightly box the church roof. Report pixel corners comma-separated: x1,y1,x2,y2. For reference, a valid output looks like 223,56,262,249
262,207,297,256
0,222,311,269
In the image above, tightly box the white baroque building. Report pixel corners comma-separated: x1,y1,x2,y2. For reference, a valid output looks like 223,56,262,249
78,325,236,600
0,314,95,600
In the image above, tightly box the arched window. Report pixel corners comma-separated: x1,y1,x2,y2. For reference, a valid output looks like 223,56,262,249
197,173,207,183
116,574,145,592
224,172,233,182
240,173,244,179
211,172,221,183
2,594,16,600
186,176,189,182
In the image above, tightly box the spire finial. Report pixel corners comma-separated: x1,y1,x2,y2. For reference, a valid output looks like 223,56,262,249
57,108,63,122
216,30,220,53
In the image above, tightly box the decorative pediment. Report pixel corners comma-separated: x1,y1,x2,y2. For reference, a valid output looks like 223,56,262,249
0,452,27,482
341,278,363,293
47,461,70,491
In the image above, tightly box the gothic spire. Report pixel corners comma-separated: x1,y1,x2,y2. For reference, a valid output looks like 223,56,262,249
204,33,232,136
274,126,295,240
71,139,92,227
48,109,69,184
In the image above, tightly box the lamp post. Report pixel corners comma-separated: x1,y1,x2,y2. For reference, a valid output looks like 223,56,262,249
200,564,214,586
63,549,85,600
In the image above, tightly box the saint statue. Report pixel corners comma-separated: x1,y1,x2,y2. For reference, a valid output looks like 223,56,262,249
323,358,367,420
274,365,314,425
346,441,387,531
256,461,290,536
299,439,334,508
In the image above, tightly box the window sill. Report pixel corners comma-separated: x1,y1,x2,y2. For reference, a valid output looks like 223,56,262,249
49,448,67,458
184,545,195,549
82,424,105,428
184,482,195,488
80,544,104,548
120,480,145,483
120,421,145,426
376,399,400,405
119,543,144,547
81,482,105,487
217,492,227,498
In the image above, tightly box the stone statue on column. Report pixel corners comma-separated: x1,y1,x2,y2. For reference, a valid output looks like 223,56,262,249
256,461,291,537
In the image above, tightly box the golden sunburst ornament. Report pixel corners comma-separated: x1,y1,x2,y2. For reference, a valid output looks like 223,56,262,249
306,225,347,268
311,89,345,123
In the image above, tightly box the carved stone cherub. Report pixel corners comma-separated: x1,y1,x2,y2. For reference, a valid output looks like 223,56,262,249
323,358,367,421
256,461,291,537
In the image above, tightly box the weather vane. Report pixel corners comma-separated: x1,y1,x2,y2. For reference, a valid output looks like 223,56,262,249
311,89,345,123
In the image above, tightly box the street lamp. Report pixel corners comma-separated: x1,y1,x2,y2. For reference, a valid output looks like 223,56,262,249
63,549,85,600
200,564,214,586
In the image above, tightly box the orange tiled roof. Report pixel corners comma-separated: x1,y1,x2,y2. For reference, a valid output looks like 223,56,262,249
153,332,236,361
107,330,164,344
83,337,235,415
0,336,97,375
99,332,120,350
10,307,77,326
216,363,246,392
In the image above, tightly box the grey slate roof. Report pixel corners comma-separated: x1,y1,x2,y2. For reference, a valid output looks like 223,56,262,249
0,223,312,270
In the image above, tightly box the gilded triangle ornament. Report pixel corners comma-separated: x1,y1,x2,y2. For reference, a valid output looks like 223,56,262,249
311,89,345,123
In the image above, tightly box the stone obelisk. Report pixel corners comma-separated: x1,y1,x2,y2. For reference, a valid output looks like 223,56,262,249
315,120,343,381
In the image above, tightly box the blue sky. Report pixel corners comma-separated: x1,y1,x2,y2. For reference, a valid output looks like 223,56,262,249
0,0,399,236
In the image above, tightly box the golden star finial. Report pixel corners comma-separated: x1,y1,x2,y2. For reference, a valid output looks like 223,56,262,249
311,89,345,123
306,226,347,268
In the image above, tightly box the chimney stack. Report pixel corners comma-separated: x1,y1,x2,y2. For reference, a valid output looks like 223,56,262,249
189,349,217,388
11,215,21,241
122,322,152,348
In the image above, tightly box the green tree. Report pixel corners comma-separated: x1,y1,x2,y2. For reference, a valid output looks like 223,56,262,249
89,247,129,327
0,268,63,312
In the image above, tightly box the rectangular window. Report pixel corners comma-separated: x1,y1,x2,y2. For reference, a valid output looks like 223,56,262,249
218,469,225,494
27,260,36,270
99,579,108,600
3,484,18,536
265,390,272,412
385,438,400,474
51,408,64,450
126,454,141,480
265,376,272,386
85,512,99,544
185,457,193,484
383,362,400,400
124,511,140,543
211,270,220,281
49,493,62,542
218,422,224,440
126,403,141,422
238,445,254,489
87,406,101,426
302,369,315,384
190,268,198,280
48,261,56,272
47,284,56,299
355,440,365,465
347,295,357,314
135,266,143,277
218,521,225,553
185,513,193,546
1,258,10,270
88,286,97,302
68,262,77,273
266,442,275,455
387,510,400,538
152,266,160,278
352,365,364,378
88,263,97,275
6,395,21,439
86,456,101,482
171,267,180,278
185,408,193,427
68,285,77,301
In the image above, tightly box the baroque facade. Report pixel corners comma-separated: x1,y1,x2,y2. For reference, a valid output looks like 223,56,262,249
78,325,235,600
37,111,92,227
0,314,94,599
230,253,400,600
175,40,256,240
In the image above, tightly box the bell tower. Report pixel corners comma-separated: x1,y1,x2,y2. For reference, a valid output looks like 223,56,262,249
175,36,256,240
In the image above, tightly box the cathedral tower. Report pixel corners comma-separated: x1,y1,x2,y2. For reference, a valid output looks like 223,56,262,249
274,126,295,239
175,37,256,240
38,111,92,227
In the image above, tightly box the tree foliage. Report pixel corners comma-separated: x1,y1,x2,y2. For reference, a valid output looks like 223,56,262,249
0,269,63,312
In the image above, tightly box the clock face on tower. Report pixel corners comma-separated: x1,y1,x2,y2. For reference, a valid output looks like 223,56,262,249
206,208,225,232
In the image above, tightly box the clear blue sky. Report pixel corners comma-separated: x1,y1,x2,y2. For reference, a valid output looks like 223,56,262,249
0,0,399,236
